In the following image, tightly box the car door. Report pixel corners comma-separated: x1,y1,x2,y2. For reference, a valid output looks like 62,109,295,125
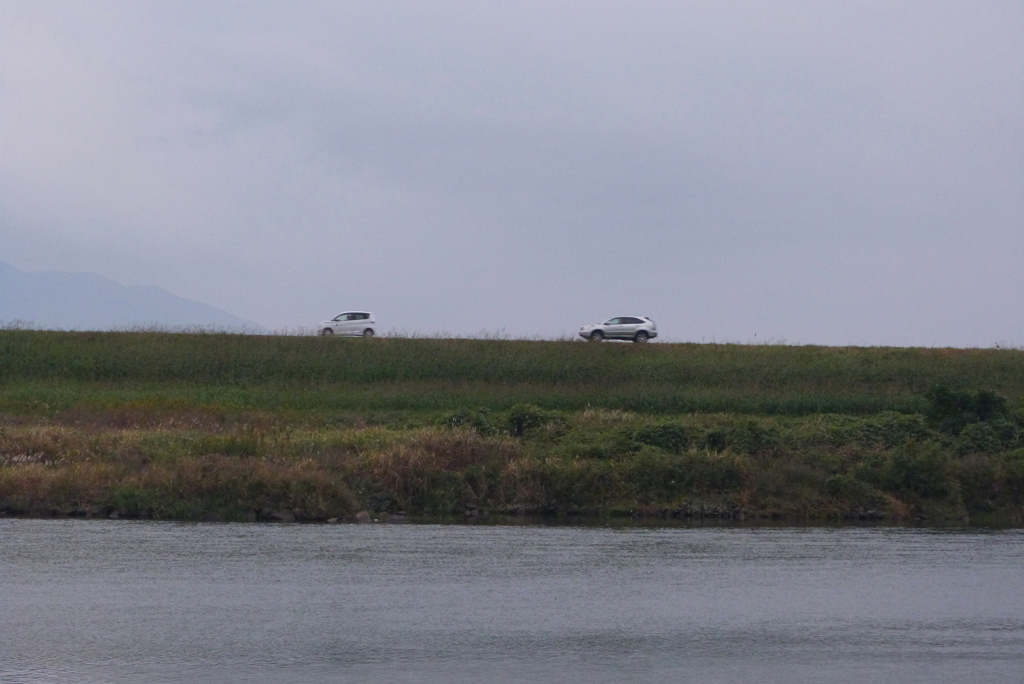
620,317,642,339
352,313,370,335
335,313,356,335
604,317,624,339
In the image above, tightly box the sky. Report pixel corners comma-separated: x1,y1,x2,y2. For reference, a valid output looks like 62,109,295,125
1,1,1022,345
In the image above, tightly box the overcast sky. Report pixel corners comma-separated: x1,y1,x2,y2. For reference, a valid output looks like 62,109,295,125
1,1,1021,344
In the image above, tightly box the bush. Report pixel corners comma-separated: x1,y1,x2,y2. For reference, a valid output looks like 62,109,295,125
825,473,856,498
704,427,728,453
925,385,1009,435
1003,449,1024,504
730,421,779,455
684,451,749,492
506,404,554,436
883,440,955,499
441,407,495,435
958,449,1024,510
853,412,931,449
630,421,689,453
825,473,880,504
698,421,777,455
956,420,1020,455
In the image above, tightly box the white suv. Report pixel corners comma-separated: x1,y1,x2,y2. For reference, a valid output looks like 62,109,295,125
319,311,376,337
579,316,657,342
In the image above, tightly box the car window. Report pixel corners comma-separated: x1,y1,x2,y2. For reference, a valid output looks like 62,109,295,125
605,318,621,325
622,317,642,324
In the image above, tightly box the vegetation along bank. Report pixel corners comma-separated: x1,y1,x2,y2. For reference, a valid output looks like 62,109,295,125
1,330,1023,524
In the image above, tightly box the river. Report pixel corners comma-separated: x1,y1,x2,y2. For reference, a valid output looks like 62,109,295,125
1,520,1022,683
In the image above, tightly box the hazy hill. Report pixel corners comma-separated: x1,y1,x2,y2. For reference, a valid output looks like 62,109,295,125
0,261,262,331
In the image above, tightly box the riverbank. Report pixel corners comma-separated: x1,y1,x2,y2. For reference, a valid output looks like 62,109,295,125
1,330,1022,523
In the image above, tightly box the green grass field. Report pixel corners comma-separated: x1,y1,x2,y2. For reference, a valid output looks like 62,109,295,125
1,330,1022,524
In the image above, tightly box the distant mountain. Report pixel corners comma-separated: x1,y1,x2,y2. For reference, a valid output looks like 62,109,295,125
0,261,263,332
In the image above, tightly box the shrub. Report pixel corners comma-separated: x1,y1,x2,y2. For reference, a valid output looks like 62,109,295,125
630,421,689,453
729,420,780,455
698,421,777,455
441,408,495,435
551,431,623,460
853,412,931,449
704,427,728,453
958,449,1024,510
1003,449,1024,504
925,385,1009,435
506,404,553,436
883,440,955,499
825,473,856,498
956,420,1020,455
825,473,880,504
684,451,749,492
957,454,999,511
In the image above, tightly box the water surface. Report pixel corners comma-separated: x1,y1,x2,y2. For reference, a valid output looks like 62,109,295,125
1,520,1022,683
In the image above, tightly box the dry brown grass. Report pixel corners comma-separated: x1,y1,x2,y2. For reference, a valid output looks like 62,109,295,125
0,454,358,520
123,455,358,519
0,462,118,514
354,430,524,511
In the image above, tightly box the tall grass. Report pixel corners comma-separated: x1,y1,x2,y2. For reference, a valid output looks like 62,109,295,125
2,331,1022,416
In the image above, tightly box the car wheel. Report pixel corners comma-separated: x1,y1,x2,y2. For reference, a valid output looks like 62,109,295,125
589,330,604,342
362,328,374,339
634,331,649,343
321,328,334,336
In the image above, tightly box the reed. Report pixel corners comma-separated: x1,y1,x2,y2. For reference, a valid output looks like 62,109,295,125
2,331,1022,403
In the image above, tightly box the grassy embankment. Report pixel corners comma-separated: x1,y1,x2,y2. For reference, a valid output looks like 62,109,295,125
1,330,1023,524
